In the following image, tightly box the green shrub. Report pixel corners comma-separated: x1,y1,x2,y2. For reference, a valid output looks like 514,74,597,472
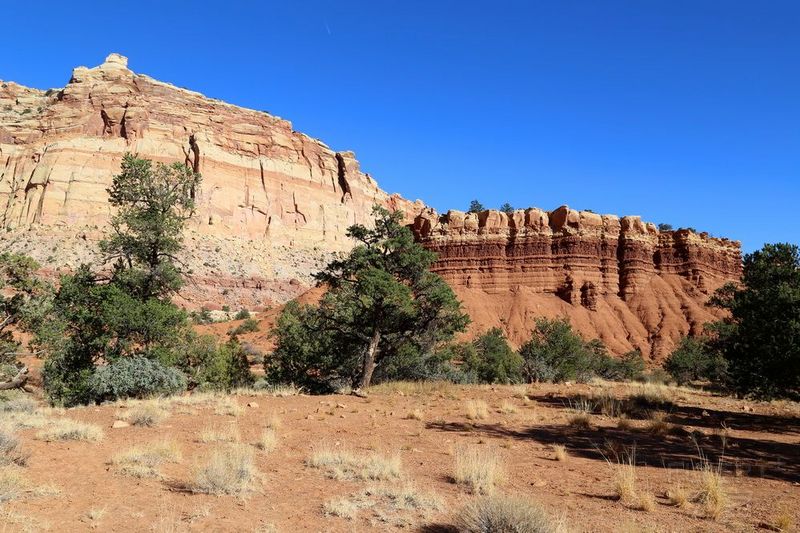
462,328,523,384
592,346,646,381
664,336,727,385
519,318,595,383
88,357,187,402
175,334,253,391
229,318,259,337
234,308,250,320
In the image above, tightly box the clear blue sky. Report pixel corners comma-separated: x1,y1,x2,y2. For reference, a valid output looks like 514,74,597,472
3,1,798,252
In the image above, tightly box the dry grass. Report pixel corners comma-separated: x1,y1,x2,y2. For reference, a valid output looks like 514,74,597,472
308,448,402,481
0,425,27,467
191,443,255,495
35,419,104,442
111,440,182,479
616,416,633,431
199,424,240,443
405,409,424,421
323,497,362,519
214,397,243,417
264,414,281,430
465,399,489,420
695,462,727,520
0,397,37,414
453,444,503,495
568,412,592,429
323,484,442,523
771,508,794,532
499,400,518,414
255,428,277,452
457,494,564,533
667,486,689,508
552,444,567,462
611,454,654,511
0,468,25,503
367,381,458,396
646,411,674,435
121,402,169,427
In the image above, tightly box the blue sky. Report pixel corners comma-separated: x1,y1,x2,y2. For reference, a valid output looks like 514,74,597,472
2,1,798,252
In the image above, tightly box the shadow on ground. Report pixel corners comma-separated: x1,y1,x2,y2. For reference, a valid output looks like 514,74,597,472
426,396,800,483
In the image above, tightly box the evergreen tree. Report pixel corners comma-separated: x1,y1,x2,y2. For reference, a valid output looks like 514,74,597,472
468,200,484,214
708,243,800,399
269,206,469,392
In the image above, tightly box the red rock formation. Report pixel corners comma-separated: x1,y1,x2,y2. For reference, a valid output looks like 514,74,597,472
412,207,741,360
0,54,423,306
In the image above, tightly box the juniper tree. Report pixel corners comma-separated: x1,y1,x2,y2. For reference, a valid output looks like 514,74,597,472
269,206,469,392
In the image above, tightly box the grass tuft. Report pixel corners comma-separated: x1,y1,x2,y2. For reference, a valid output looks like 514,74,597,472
255,428,277,452
192,443,255,495
308,448,402,481
457,494,563,533
695,462,727,520
36,419,104,442
465,400,489,420
111,439,182,479
453,444,503,495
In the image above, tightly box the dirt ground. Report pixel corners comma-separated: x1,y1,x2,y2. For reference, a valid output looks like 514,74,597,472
1,380,799,532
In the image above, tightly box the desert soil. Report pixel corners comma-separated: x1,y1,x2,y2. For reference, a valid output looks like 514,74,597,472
2,377,799,532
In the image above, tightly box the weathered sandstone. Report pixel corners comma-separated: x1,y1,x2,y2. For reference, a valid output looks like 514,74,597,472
0,54,422,305
412,207,741,359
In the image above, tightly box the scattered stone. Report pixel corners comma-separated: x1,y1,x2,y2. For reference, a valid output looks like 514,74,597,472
111,420,129,429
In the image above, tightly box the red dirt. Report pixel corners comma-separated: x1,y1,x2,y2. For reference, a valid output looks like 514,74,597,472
2,381,798,532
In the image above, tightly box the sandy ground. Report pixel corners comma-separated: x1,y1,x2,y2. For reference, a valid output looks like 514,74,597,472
1,379,798,533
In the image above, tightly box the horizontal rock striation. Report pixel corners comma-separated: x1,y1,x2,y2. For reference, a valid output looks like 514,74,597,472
0,53,422,307
413,207,741,360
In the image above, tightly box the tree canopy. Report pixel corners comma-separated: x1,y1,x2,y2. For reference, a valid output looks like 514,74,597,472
708,243,800,399
268,206,469,392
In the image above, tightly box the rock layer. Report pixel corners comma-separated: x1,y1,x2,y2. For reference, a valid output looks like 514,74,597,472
412,207,741,360
0,54,421,306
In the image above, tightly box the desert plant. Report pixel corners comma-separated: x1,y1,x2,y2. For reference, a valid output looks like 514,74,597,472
89,357,187,403
199,424,240,443
192,443,255,495
695,462,727,520
111,439,182,478
308,448,402,481
518,318,596,383
255,428,277,452
462,328,523,384
229,318,259,337
466,399,489,420
453,445,503,494
552,444,567,461
121,402,169,427
456,494,562,533
36,419,104,442
664,336,727,385
268,206,469,392
0,425,27,466
706,243,800,399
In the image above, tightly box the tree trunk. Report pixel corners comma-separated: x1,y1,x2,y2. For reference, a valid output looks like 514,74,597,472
0,366,29,391
357,328,381,391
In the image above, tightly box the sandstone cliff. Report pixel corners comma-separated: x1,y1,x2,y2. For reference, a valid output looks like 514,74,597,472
1,54,742,359
412,207,741,360
0,54,421,307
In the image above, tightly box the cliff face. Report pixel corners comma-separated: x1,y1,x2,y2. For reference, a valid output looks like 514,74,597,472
0,54,421,308
412,207,741,360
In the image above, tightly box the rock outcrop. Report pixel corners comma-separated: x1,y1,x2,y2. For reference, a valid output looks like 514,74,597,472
412,207,741,360
0,54,422,307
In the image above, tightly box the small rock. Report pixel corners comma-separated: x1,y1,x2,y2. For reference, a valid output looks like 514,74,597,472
247,402,259,408
111,420,129,429
336,403,346,409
